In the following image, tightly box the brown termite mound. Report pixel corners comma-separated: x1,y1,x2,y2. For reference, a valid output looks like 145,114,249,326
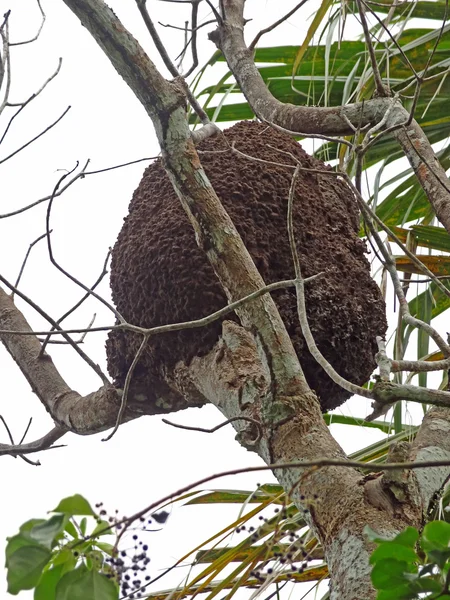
106,121,387,413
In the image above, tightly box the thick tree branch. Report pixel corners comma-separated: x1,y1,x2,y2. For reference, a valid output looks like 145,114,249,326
61,0,311,400
0,287,205,432
213,1,450,234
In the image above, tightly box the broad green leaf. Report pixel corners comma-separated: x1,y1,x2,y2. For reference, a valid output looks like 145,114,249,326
51,548,77,567
34,565,65,600
91,520,113,537
52,495,95,517
421,521,450,552
372,0,449,21
64,520,78,539
5,534,45,563
19,519,46,533
27,515,67,549
395,528,420,548
370,543,418,564
95,543,115,557
371,558,417,589
7,546,51,594
56,566,117,600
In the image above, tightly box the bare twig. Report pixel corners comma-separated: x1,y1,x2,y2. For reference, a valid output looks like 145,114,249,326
45,167,125,323
183,0,200,77
14,232,50,295
286,166,373,399
0,278,321,338
102,334,149,442
39,249,111,355
4,56,61,111
356,0,389,97
0,19,11,115
0,416,39,465
135,0,209,123
162,415,262,442
0,425,67,458
249,0,309,51
1,157,155,220
0,105,70,165
10,0,45,46
0,274,109,384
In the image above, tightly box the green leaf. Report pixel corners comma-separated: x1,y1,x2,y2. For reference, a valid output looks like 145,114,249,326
370,543,418,565
375,584,415,600
395,528,420,548
52,495,95,517
80,519,87,536
95,543,115,557
28,514,67,549
186,487,283,505
372,558,417,590
7,545,51,594
56,565,117,600
51,548,77,567
5,534,44,564
19,519,46,533
34,565,65,600
64,520,78,539
422,521,450,552
91,520,113,537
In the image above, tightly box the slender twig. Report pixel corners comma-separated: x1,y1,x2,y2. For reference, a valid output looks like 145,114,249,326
0,10,10,34
14,232,50,295
249,0,309,51
0,106,71,165
39,249,111,355
1,157,156,220
406,0,448,124
183,0,200,77
0,274,110,383
0,278,321,337
262,119,353,148
10,0,45,46
93,456,450,542
4,57,61,114
135,0,209,123
162,415,262,442
0,20,11,116
176,20,189,70
38,313,97,345
0,416,39,465
45,167,125,323
286,166,373,399
102,334,149,441
361,0,420,82
0,425,67,457
356,0,388,96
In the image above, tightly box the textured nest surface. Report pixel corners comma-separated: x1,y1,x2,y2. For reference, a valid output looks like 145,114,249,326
106,121,387,412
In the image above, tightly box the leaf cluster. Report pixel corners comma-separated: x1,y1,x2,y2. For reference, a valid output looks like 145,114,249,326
368,521,450,599
5,494,117,600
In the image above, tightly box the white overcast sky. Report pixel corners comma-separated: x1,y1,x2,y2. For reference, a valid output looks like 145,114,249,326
0,1,438,598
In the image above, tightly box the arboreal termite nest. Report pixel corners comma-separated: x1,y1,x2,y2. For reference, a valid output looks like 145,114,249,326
106,121,387,413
